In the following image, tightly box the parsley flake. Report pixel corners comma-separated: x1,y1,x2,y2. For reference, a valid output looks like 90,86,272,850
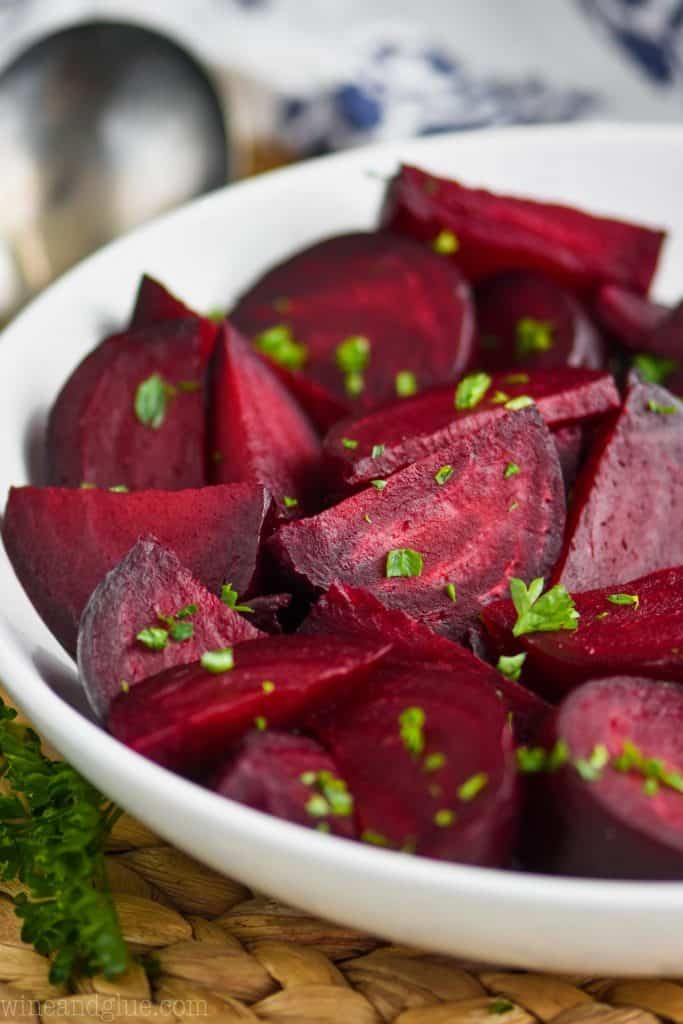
432,229,459,254
262,681,275,694
505,395,534,411
510,577,579,637
435,464,454,486
345,371,364,397
399,706,426,756
120,681,130,694
455,372,492,410
134,373,172,430
79,482,97,490
633,353,678,386
371,444,385,459
575,744,609,782
647,398,678,415
497,652,527,682
434,809,455,827
176,604,197,620
220,583,254,614
424,752,446,773
508,500,520,512
283,495,299,509
458,772,488,801
254,325,307,370
607,593,640,610
335,335,370,374
108,485,128,493
341,437,358,450
516,318,554,358
136,627,168,651
444,582,457,604
490,390,510,405
254,716,268,732
305,794,329,818
386,548,423,578
371,479,388,490
395,370,418,397
200,647,235,673
169,621,194,643
504,462,521,479
595,611,610,621
301,770,353,818
361,830,390,847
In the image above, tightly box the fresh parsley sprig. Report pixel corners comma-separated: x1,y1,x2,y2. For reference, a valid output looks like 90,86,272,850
510,577,579,637
0,702,127,984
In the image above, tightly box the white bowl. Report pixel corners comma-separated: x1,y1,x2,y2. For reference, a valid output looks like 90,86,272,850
1,123,682,976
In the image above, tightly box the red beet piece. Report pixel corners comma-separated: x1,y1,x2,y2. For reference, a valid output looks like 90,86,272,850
130,274,218,360
483,566,683,701
475,271,604,372
382,164,665,296
272,406,565,641
594,284,667,351
522,677,683,879
242,593,292,634
210,324,322,515
301,583,549,742
554,380,683,591
212,731,356,838
553,424,584,493
108,634,390,774
2,483,270,655
308,660,519,864
47,320,208,490
79,536,262,718
231,231,476,415
323,368,619,491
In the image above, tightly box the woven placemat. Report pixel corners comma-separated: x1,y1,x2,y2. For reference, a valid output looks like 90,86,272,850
0,697,680,1024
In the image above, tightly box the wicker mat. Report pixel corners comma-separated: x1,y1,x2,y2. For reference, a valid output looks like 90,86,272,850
0,699,680,1023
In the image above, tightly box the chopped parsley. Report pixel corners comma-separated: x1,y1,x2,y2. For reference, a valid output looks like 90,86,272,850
108,485,129,493
134,373,173,430
435,464,454,486
399,706,426,756
386,548,424,578
505,373,530,385
490,390,510,405
395,370,418,397
283,495,299,509
341,437,358,450
497,652,527,682
335,335,370,373
261,681,275,694
361,830,390,847
424,752,446,773
169,621,194,643
575,744,609,782
305,794,329,818
508,501,520,512
301,770,353,818
136,627,168,651
253,325,307,371
434,809,455,827
200,647,235,673
595,611,610,621
505,395,534,411
444,582,457,604
647,398,678,415
516,318,554,358
371,444,385,459
220,583,254,614
371,479,388,490
633,353,678,386
516,740,569,774
455,372,492,410
432,229,459,254
80,482,97,490
458,772,488,801
254,716,268,732
120,681,130,694
607,593,640,610
504,462,521,479
612,738,683,796
510,577,579,637
345,371,364,397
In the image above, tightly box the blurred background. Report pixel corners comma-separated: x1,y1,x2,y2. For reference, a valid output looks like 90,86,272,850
1,0,683,323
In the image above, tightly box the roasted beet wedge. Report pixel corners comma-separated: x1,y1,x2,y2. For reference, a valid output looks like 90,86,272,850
212,731,356,838
554,380,683,591
483,566,683,701
129,274,218,360
308,661,519,864
272,407,565,641
231,231,476,414
2,484,270,655
301,583,549,742
78,536,262,718
521,677,683,879
594,284,667,350
47,320,208,490
210,324,322,515
382,164,665,296
475,271,604,372
323,369,618,491
108,634,390,774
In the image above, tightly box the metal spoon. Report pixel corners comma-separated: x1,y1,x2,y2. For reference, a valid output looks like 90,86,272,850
0,19,230,320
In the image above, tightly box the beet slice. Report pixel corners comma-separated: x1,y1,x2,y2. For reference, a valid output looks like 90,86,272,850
271,406,565,641
323,368,619,492
554,380,683,591
594,284,667,351
242,593,292,634
553,424,584,493
475,271,604,372
2,483,270,655
108,634,390,774
210,324,322,515
78,536,262,718
307,660,519,864
212,731,356,838
231,231,476,415
301,583,549,742
47,320,208,490
522,677,683,879
483,566,683,701
129,274,218,360
382,164,665,296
